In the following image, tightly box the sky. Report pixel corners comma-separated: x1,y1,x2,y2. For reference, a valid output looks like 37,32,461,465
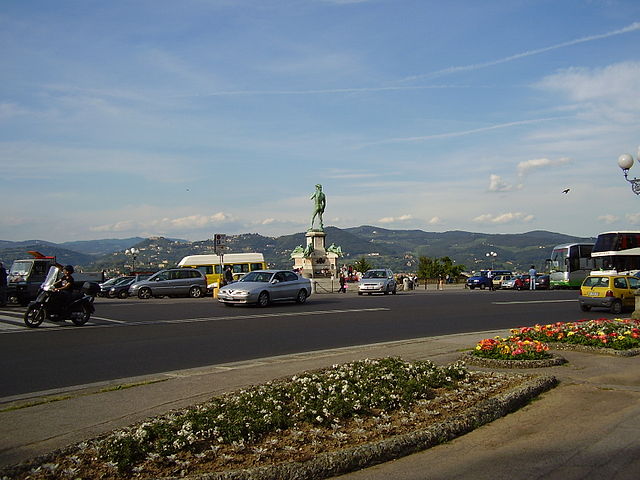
2,0,640,243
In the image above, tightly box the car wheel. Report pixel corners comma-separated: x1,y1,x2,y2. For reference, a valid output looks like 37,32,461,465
189,286,203,298
358,292,363,296
610,300,623,315
257,291,270,307
296,289,307,304
118,290,128,299
138,288,152,299
580,304,592,312
469,286,475,290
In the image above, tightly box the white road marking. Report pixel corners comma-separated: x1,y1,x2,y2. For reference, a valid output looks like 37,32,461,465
0,308,390,334
492,299,576,305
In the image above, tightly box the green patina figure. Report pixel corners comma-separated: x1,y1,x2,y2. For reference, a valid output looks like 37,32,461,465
309,184,326,231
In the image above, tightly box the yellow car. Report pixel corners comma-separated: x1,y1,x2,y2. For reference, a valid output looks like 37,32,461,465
579,274,640,314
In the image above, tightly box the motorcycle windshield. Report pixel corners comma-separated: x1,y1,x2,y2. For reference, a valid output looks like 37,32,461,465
42,266,60,289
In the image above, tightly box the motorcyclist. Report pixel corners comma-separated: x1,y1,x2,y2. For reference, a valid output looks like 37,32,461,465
52,265,75,309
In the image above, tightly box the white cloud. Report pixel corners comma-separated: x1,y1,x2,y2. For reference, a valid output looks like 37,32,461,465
517,157,571,177
403,22,640,81
626,213,640,225
473,212,535,225
598,214,619,224
488,174,512,192
91,212,235,234
428,216,442,225
536,62,640,109
378,214,413,224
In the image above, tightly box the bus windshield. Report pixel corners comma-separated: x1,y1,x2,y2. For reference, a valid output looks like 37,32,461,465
549,248,568,272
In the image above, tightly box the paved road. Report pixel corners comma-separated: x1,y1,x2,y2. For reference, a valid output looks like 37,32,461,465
0,288,619,398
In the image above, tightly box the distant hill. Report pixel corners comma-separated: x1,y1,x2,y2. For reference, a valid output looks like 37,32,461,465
0,227,596,274
60,237,145,256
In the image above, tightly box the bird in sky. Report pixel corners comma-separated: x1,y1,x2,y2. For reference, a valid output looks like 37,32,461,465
562,188,570,194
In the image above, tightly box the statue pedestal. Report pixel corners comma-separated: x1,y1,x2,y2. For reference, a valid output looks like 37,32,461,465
292,231,338,278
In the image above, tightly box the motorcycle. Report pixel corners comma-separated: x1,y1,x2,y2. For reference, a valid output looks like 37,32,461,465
24,266,100,328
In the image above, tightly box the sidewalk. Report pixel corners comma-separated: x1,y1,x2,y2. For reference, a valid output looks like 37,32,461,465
2,330,640,479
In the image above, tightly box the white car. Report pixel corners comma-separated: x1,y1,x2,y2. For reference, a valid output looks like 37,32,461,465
358,269,397,295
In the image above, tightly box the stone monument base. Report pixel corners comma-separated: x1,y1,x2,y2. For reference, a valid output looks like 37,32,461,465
292,230,338,278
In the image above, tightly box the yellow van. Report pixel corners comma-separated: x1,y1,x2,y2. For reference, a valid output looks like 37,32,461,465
177,253,267,288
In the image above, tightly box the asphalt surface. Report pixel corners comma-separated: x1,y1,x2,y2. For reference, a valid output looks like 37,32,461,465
2,326,640,479
0,286,599,397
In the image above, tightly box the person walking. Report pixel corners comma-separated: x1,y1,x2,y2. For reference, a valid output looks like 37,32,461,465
487,269,494,291
338,272,347,293
528,265,537,290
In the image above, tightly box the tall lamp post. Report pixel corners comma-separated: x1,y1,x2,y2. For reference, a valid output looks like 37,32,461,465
617,149,640,195
125,248,139,274
617,149,640,319
486,251,497,270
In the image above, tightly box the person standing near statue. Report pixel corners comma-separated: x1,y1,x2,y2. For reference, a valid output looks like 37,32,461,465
528,265,537,290
309,184,326,231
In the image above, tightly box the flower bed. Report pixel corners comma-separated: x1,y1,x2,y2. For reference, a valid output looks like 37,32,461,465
463,336,566,368
511,318,640,355
2,358,560,480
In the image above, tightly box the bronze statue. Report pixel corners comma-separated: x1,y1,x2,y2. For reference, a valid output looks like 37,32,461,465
309,184,326,231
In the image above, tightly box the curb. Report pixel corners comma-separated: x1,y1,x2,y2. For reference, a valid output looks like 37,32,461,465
459,352,567,369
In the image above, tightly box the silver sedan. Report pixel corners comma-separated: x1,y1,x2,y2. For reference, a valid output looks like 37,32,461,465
217,270,312,307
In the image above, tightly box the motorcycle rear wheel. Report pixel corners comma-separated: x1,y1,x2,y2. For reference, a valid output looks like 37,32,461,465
71,304,91,326
24,305,46,328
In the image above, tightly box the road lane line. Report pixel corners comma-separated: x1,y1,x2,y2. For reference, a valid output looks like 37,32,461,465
492,299,576,305
0,308,391,334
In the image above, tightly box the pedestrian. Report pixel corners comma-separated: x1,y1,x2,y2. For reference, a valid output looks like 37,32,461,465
338,272,347,293
224,266,233,285
487,269,494,291
528,265,537,290
438,275,444,290
0,262,7,307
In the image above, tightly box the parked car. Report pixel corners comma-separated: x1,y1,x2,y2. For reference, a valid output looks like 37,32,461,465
358,269,397,295
492,274,513,289
98,276,127,297
217,270,312,306
579,274,640,314
128,268,207,299
501,276,517,289
108,274,152,298
535,274,550,290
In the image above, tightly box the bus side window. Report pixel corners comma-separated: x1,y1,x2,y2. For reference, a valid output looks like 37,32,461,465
214,265,222,274
250,263,263,271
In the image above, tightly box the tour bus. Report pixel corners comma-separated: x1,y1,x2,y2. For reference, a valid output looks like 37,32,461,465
590,231,640,275
177,253,267,288
547,243,595,289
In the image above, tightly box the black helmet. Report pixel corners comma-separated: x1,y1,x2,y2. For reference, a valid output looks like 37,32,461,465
63,265,74,274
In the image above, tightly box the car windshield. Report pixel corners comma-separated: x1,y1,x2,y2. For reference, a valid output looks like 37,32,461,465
239,271,274,283
9,261,32,276
363,270,386,279
114,276,134,285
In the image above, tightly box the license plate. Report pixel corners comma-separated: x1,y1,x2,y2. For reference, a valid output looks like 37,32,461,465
588,292,600,297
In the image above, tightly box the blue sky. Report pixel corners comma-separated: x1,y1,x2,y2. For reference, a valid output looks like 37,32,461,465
2,0,640,242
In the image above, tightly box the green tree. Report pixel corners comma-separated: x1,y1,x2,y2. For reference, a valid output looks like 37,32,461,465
353,257,373,273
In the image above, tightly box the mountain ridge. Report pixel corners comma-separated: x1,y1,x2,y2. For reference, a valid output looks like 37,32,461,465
0,227,595,273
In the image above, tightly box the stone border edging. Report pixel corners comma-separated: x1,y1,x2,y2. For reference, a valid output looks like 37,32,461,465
459,352,567,369
161,375,558,480
547,343,640,357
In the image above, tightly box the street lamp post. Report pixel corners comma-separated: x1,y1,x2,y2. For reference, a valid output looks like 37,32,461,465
486,251,497,270
617,149,640,319
125,248,139,274
617,149,640,195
